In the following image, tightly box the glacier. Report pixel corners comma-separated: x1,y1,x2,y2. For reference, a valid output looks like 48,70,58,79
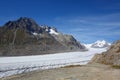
0,48,106,78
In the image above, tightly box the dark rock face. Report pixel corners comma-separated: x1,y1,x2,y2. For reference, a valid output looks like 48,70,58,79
3,17,44,33
0,17,85,56
90,40,120,66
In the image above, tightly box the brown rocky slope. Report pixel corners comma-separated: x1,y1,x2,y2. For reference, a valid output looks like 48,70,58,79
89,40,120,66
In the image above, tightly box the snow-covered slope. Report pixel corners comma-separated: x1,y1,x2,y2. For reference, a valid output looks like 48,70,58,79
32,32,38,35
91,40,111,48
0,48,106,78
32,28,59,35
44,26,59,35
49,29,59,35
84,40,111,49
83,44,92,49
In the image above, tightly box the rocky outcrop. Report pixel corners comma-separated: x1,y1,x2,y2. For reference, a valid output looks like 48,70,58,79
51,34,85,50
0,17,85,56
90,40,120,66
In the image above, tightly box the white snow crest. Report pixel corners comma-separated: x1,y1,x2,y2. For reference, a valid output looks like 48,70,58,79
49,29,59,35
32,32,38,35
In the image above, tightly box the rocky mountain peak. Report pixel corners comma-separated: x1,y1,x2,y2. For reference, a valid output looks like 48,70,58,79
4,17,44,33
5,17,38,27
0,17,86,56
17,17,38,26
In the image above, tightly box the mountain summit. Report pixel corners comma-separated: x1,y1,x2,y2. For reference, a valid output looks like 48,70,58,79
0,17,85,56
83,40,111,49
4,17,44,33
91,40,111,48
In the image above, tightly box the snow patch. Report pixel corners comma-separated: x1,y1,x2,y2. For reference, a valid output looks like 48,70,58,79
83,44,92,49
32,32,38,35
49,29,59,35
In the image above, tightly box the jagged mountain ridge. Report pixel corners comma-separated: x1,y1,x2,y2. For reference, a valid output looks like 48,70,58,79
3,17,44,33
0,17,85,56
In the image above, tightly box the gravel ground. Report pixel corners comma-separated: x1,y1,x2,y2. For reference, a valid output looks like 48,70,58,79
1,63,120,80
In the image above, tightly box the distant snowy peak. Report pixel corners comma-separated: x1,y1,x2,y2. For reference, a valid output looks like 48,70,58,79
83,40,111,49
91,40,111,48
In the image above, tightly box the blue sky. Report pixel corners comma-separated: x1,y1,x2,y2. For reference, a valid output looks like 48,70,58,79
0,0,120,43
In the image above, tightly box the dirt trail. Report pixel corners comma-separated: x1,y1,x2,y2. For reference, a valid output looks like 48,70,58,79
1,63,120,80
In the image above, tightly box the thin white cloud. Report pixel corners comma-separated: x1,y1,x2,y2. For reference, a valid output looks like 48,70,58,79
54,13,120,43
68,28,89,32
55,13,120,26
68,19,86,23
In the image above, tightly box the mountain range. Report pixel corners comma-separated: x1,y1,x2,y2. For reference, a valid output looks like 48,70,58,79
0,17,86,56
